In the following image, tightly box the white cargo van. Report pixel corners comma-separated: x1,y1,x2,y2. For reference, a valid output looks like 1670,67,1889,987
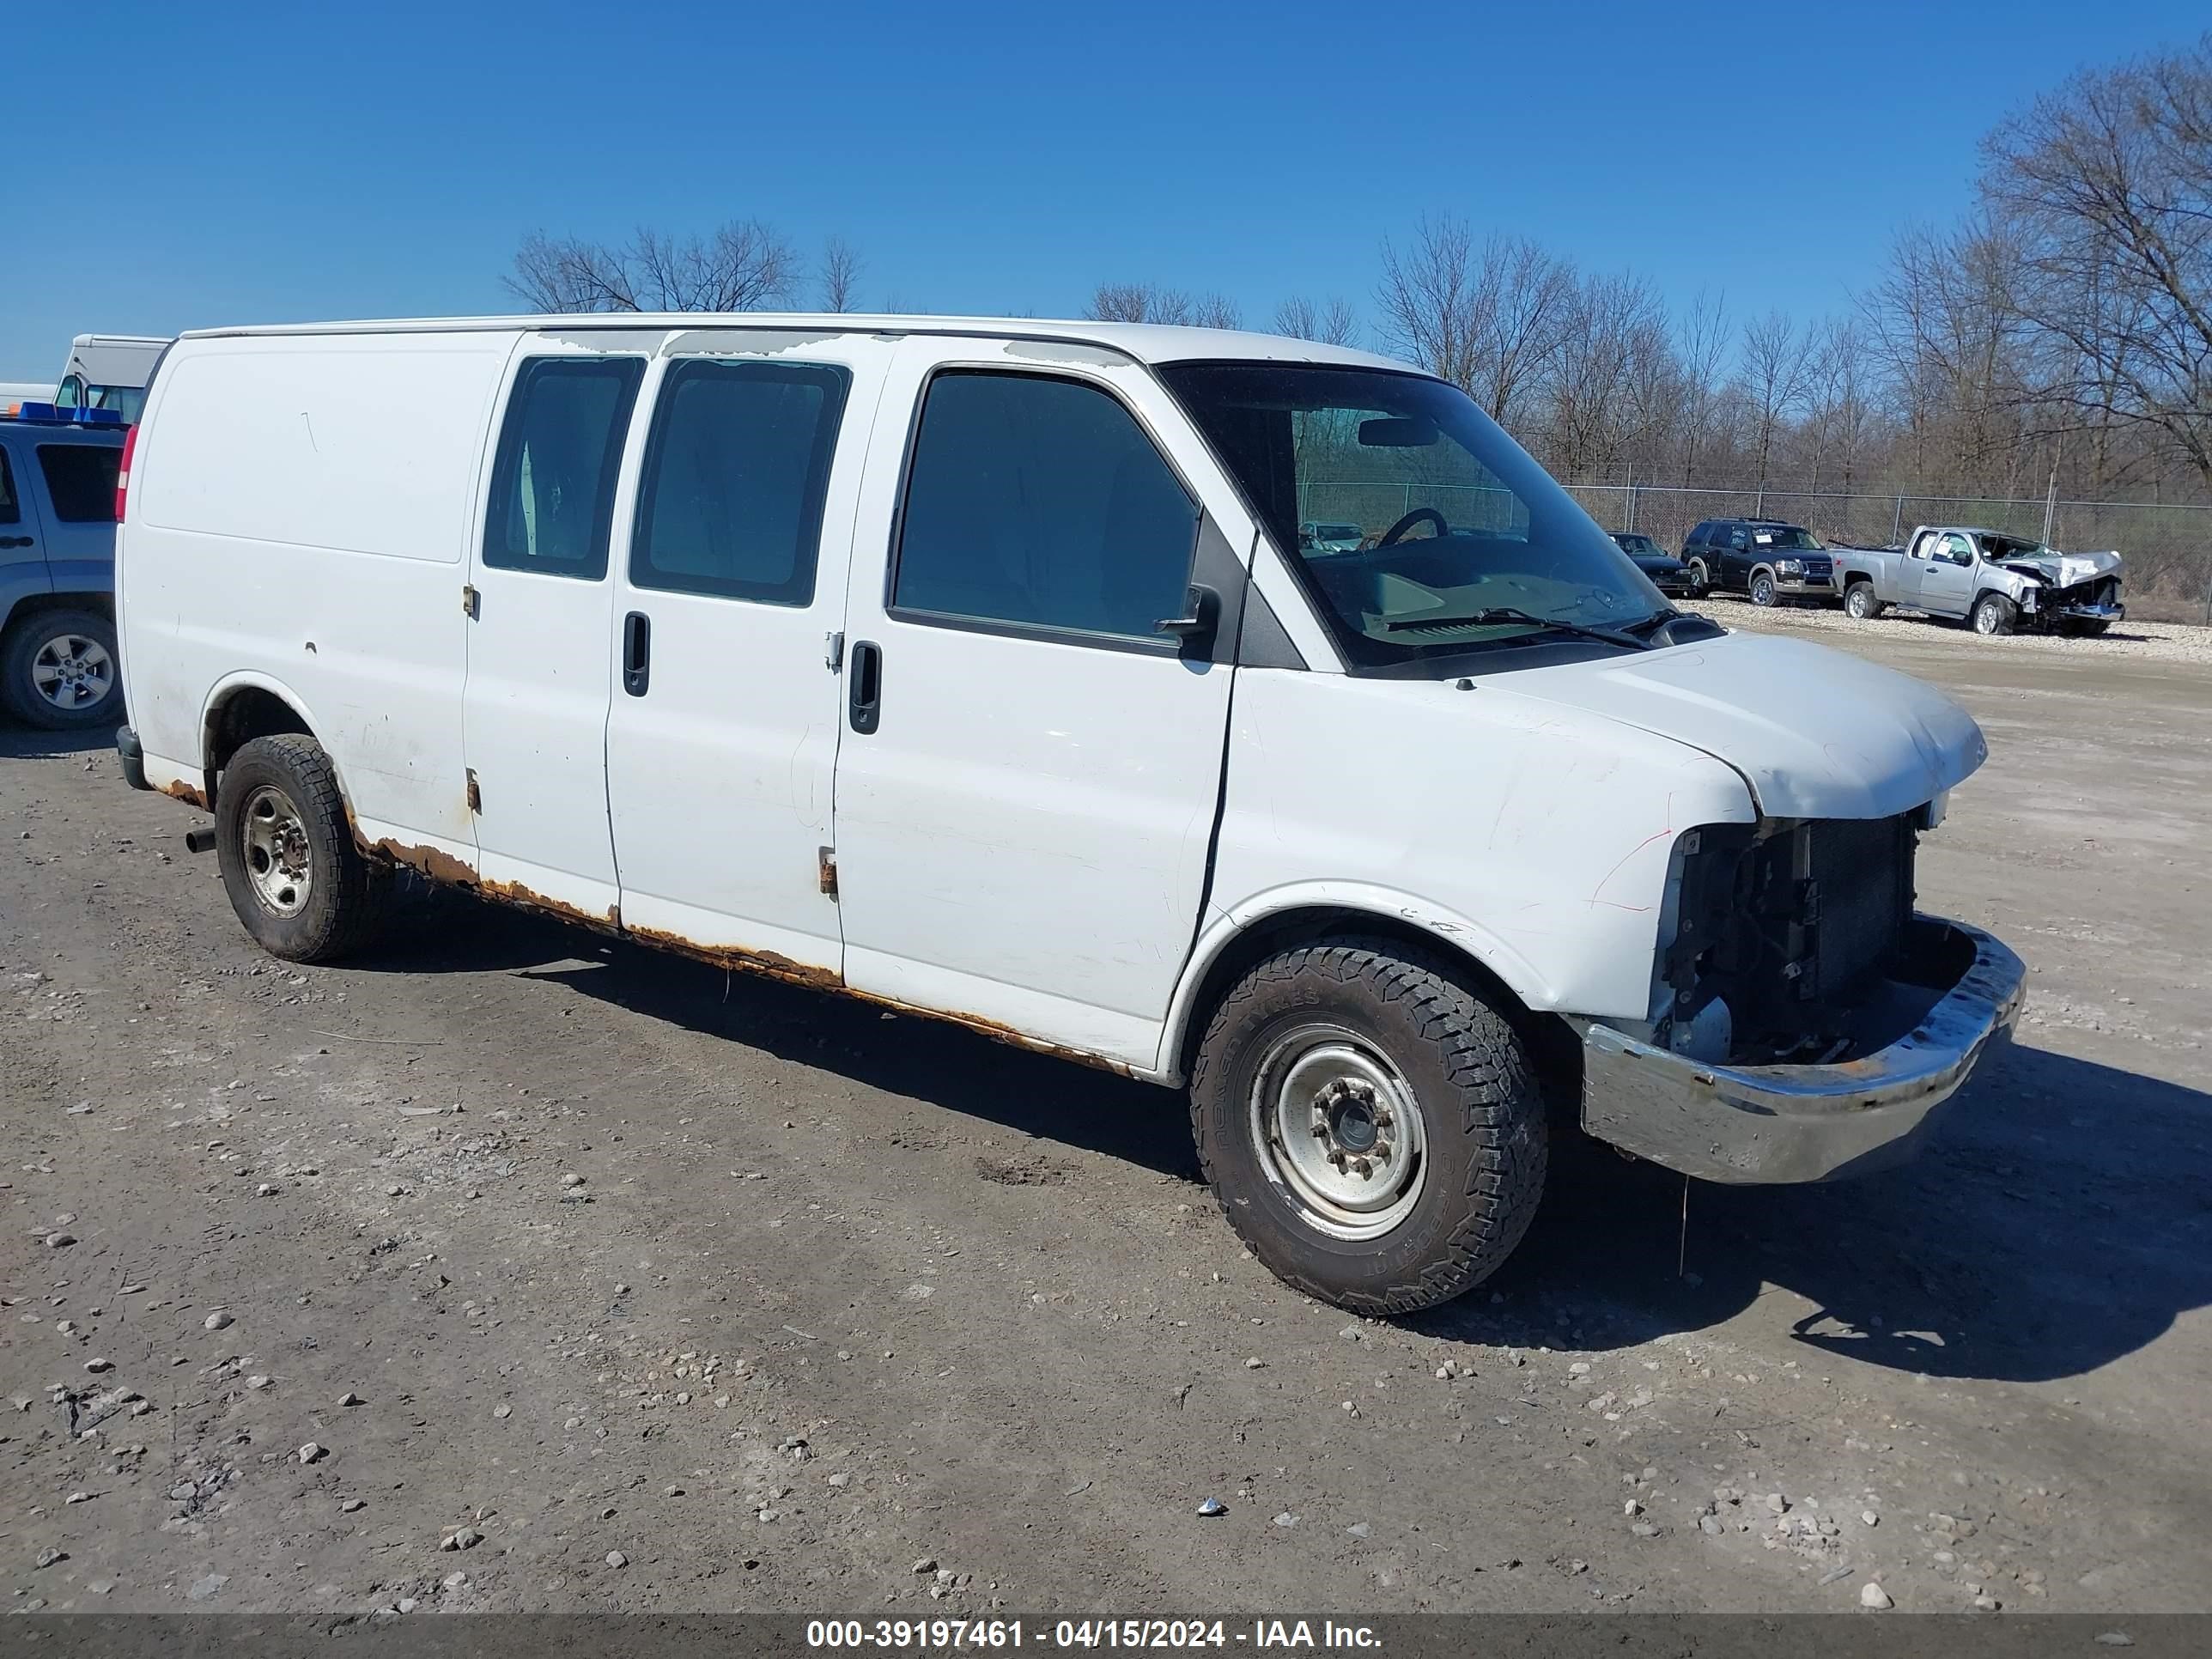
114,314,2023,1311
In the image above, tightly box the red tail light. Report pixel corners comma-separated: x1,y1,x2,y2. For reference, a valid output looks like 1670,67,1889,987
114,424,138,521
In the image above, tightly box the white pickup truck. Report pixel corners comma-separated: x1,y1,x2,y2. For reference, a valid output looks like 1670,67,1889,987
1832,526,2124,636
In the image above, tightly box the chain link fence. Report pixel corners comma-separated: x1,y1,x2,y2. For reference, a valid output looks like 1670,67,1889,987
1296,477,2212,623
1564,479,2212,624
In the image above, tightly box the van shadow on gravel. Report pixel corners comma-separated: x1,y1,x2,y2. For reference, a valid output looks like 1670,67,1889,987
360,891,1201,1182
1421,1041,2212,1387
362,894,2207,1385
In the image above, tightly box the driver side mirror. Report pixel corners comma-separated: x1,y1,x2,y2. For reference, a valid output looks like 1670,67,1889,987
1155,583,1222,656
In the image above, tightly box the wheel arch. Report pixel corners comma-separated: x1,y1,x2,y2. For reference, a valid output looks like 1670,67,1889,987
1158,888,1575,1093
3,591,116,629
195,673,328,812
1967,586,2020,630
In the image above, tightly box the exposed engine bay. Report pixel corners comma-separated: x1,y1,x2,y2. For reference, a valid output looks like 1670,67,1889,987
1655,813,1941,1065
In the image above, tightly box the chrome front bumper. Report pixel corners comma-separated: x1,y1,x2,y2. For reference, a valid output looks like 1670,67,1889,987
1571,918,2026,1184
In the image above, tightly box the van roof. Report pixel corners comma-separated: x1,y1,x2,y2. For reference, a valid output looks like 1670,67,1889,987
174,313,1412,373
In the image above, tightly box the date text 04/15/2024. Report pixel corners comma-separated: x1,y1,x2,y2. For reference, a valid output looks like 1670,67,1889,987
804,1620,1383,1650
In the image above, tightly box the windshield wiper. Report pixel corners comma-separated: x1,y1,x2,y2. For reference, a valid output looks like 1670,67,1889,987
1383,606,1651,649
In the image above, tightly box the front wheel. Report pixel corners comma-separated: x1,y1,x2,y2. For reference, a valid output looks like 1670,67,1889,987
1189,939,1547,1314
1844,580,1885,620
2061,618,2112,637
1,608,122,729
215,734,386,963
1748,569,1778,606
1970,593,2016,636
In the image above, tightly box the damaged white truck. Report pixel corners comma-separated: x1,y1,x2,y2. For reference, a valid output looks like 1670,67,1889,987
1835,525,2125,636
113,314,2025,1314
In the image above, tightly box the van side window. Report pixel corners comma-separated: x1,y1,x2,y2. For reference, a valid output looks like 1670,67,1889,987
36,444,121,523
630,361,849,606
893,370,1200,643
0,450,18,526
483,357,645,580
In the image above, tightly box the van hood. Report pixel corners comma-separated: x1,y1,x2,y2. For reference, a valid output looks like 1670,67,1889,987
1492,630,1986,819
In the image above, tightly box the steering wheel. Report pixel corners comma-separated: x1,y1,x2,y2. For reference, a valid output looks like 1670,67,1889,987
1376,507,1448,547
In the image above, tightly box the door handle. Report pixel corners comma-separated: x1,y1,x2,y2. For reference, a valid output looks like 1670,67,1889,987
0,536,33,549
623,611,651,697
848,639,882,734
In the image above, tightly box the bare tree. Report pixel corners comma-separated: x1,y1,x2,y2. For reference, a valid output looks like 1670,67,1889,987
1672,289,1733,485
818,236,865,313
1863,217,2036,489
1086,283,1239,328
1981,33,2212,489
1738,309,1815,493
1544,271,1667,477
507,222,800,313
1376,218,1569,428
1802,317,1879,493
1273,295,1360,346
1188,293,1243,330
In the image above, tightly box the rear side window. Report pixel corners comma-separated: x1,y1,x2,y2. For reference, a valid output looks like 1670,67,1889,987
36,444,121,523
483,356,645,579
0,449,17,526
630,361,849,606
893,370,1199,643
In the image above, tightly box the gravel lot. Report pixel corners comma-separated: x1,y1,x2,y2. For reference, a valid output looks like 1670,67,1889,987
3,615,2208,1620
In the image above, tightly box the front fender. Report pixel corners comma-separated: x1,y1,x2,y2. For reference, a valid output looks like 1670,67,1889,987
1153,880,1560,1080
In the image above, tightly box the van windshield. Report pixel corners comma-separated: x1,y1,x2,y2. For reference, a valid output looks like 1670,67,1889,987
1158,362,1663,669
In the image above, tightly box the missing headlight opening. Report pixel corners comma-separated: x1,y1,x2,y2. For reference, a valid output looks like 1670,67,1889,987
1657,815,1923,1065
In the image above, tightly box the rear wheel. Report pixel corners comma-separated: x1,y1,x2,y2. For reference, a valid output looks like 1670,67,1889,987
1,608,121,729
1748,568,1778,606
215,734,386,962
1686,557,1710,597
1970,593,2016,636
1190,938,1547,1314
1844,580,1884,621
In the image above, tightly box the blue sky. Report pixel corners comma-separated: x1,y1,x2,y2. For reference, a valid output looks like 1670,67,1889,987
7,1,2205,379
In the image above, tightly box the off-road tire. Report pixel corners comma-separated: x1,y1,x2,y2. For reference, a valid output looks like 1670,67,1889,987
1970,593,2016,636
1748,568,1778,606
1,607,122,730
1189,938,1548,1314
215,734,386,963
1844,580,1884,621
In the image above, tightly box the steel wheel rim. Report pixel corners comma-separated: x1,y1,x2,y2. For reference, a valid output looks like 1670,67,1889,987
1247,1024,1427,1241
29,633,114,711
240,785,313,917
